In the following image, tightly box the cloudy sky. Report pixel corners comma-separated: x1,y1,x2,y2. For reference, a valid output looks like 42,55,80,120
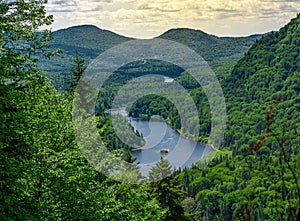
46,0,300,39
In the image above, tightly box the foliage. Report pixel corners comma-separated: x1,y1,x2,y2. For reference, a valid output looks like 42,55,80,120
2,0,300,220
149,158,194,221
67,52,87,90
0,1,164,220
175,14,300,220
38,26,258,89
0,0,53,83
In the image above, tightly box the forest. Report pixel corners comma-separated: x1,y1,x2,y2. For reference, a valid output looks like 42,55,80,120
1,1,300,220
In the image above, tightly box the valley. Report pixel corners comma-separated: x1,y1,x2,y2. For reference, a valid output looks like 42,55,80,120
1,1,300,220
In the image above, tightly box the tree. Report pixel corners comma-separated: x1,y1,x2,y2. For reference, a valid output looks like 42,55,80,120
0,1,56,219
67,53,87,90
123,150,141,172
0,0,55,83
181,197,196,214
247,99,300,220
0,1,166,220
149,158,194,221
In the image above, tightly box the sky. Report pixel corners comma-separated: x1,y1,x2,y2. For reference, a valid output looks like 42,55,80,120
46,0,300,39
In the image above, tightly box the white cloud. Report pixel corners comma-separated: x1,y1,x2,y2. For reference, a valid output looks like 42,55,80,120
47,0,300,38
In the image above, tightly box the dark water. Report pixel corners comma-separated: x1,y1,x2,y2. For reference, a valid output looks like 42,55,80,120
130,117,213,175
109,108,213,175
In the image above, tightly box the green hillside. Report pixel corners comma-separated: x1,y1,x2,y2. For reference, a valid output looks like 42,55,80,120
38,25,132,88
158,28,222,47
158,28,259,68
223,16,300,152
40,26,260,88
2,1,300,220
128,15,300,220
180,15,300,220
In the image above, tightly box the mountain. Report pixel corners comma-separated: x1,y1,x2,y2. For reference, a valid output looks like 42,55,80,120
51,25,132,56
39,26,260,88
221,33,267,41
158,28,258,68
178,15,300,220
39,25,132,88
225,16,300,104
158,28,223,46
223,15,300,150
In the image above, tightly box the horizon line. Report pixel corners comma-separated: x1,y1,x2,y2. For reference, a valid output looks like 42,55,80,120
51,23,275,40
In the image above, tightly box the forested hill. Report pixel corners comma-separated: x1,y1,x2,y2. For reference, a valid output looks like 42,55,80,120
223,14,300,152
226,15,300,101
158,28,262,67
38,25,132,87
53,25,131,52
40,25,261,88
158,28,222,46
179,15,300,220
2,1,300,220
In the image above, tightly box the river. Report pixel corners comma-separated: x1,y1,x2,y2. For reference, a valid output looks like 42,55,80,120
109,108,214,176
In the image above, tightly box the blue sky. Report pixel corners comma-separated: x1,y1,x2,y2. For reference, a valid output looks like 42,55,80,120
46,0,300,38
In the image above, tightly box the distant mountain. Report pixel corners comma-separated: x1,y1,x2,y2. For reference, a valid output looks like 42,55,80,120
38,25,132,87
220,33,267,41
39,25,262,88
158,28,222,46
158,28,260,68
51,25,132,56
245,33,268,40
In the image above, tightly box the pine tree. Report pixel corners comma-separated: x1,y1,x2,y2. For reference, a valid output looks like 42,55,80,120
148,158,194,221
69,54,95,114
183,168,190,195
0,1,56,219
67,53,87,90
149,157,173,182
123,150,142,179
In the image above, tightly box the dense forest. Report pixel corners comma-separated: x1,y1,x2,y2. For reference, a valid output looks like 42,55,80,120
1,1,300,220
39,20,260,89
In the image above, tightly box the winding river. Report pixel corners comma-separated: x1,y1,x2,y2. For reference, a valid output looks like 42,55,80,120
110,108,214,175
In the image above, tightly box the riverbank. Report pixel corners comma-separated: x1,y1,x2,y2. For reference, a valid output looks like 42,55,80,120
106,108,217,153
161,118,218,153
130,116,217,153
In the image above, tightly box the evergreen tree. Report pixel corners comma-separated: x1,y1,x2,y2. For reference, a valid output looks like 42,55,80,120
67,53,87,90
122,150,142,180
0,1,55,219
69,54,96,114
149,158,194,221
0,2,165,220
183,168,190,195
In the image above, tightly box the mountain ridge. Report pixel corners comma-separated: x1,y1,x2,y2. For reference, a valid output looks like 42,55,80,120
55,24,267,40
40,25,263,88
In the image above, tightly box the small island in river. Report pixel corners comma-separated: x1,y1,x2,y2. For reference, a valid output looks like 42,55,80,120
160,149,169,154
